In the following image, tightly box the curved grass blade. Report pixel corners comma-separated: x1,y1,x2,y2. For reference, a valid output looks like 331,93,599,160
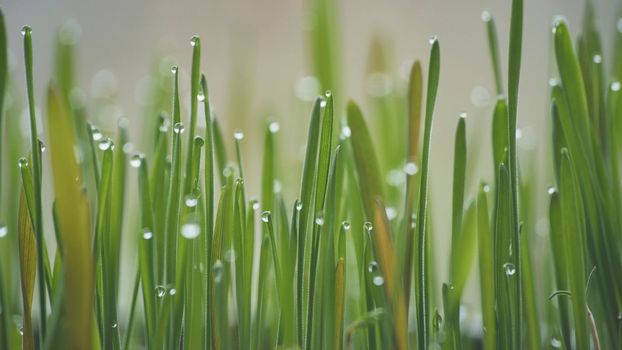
482,10,504,95
47,83,93,349
416,37,440,349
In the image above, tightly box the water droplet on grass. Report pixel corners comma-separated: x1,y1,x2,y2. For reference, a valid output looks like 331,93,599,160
315,213,325,226
185,194,198,208
234,129,244,140
385,207,397,220
130,154,143,168
269,122,280,133
503,262,516,276
173,122,185,134
342,221,351,230
593,54,602,64
98,138,114,151
143,228,153,240
197,92,206,102
0,223,7,238
261,211,271,223
341,126,352,139
21,26,32,36
18,158,28,168
363,221,373,232
171,66,178,74
481,10,492,22
181,222,200,239
155,286,166,298
547,186,557,195
190,35,200,47
404,162,418,175
551,338,562,348
612,81,621,92
373,276,384,286
39,139,46,152
295,201,303,211
368,261,378,273
169,288,176,296
213,260,224,283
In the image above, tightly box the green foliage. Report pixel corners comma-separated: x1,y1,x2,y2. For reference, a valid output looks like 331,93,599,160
0,1,621,349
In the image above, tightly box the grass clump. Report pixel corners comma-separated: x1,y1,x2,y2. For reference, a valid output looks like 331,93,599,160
0,0,621,349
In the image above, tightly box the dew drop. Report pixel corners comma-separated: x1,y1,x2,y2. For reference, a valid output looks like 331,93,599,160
551,338,562,348
341,125,352,139
91,127,103,141
261,211,271,223
269,122,280,133
404,162,418,175
294,76,320,102
213,260,224,283
173,122,185,134
548,78,559,87
295,201,303,211
169,288,176,296
171,66,178,74
18,157,29,168
368,261,379,273
129,154,143,168
483,183,491,193
197,92,206,102
503,262,516,276
320,98,327,108
233,129,244,140
142,228,153,240
111,321,118,329
612,81,621,92
190,35,200,47
342,221,351,230
315,213,325,226
185,194,198,208
181,222,200,239
515,128,522,140
547,186,557,195
429,36,438,45
593,54,602,64
155,285,166,298
363,221,373,232
481,10,492,22
373,275,385,286
252,200,260,211
0,222,7,238
98,138,113,151
39,139,46,152
21,26,32,36
459,112,467,119
122,142,134,154
385,207,397,220
224,249,236,263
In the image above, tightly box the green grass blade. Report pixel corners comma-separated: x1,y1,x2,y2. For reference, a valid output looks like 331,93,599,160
18,188,36,350
548,189,572,349
184,36,201,194
403,60,422,309
22,26,48,341
559,149,589,349
477,184,495,350
416,37,440,349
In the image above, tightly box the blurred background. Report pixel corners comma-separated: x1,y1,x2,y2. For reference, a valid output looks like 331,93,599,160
2,0,620,322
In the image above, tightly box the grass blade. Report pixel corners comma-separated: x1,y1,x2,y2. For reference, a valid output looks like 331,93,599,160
18,189,36,350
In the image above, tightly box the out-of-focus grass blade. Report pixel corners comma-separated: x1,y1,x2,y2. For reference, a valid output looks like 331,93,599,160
18,189,36,350
416,37,440,349
372,199,407,350
346,101,384,217
344,308,385,350
308,0,340,94
403,60,422,309
559,149,589,349
334,222,347,350
46,83,93,349
482,10,504,94
0,8,6,212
